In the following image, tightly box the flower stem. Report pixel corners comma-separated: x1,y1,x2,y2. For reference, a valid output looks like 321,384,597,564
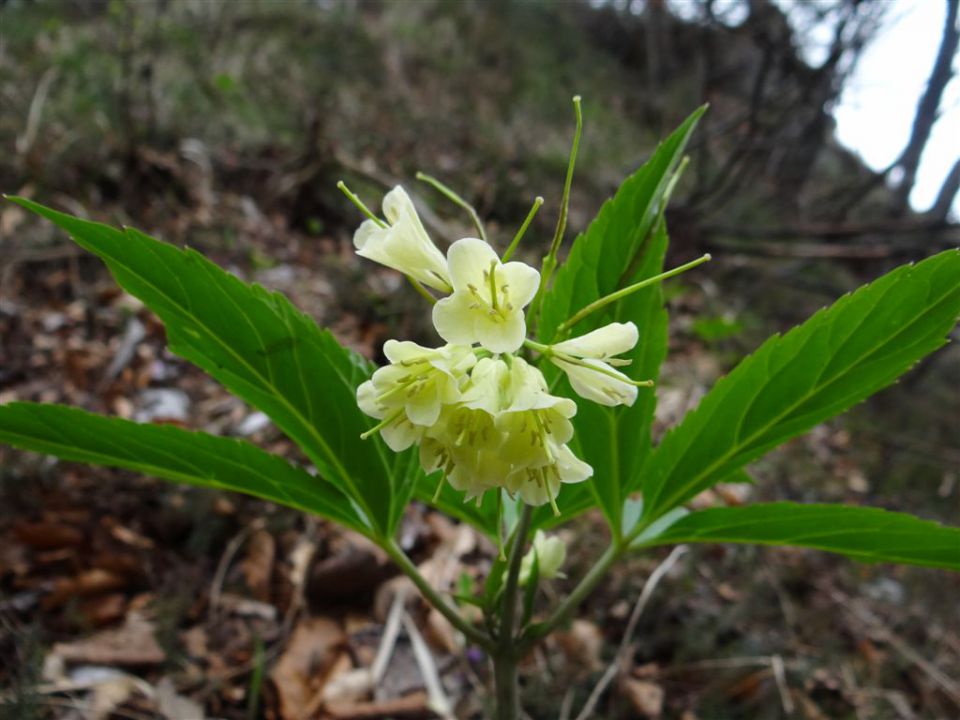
415,171,487,242
499,503,534,647
384,538,492,651
337,180,387,228
557,253,712,335
493,652,520,720
406,276,437,305
492,503,534,719
502,196,544,262
520,540,623,650
531,95,583,320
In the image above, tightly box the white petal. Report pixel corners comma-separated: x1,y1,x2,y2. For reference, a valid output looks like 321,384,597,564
556,358,638,407
519,474,560,507
555,444,593,484
461,358,509,414
544,409,575,444
381,186,417,225
405,383,441,427
553,322,639,359
502,358,546,411
356,380,382,418
439,345,477,376
447,237,498,293
432,293,478,346
353,219,383,251
501,261,541,309
383,339,433,365
474,311,526,354
381,417,421,452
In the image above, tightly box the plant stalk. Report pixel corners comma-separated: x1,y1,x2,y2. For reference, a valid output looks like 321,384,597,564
492,503,533,720
493,651,520,720
384,538,492,650
520,540,623,649
498,504,534,648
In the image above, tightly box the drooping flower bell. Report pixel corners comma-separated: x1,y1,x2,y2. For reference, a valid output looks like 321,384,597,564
432,238,540,354
548,322,641,407
494,358,577,469
505,442,593,508
353,186,453,292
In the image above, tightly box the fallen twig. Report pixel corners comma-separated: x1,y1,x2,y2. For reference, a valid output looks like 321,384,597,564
572,545,688,720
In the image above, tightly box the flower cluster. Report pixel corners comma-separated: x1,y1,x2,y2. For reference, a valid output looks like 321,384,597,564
353,186,644,511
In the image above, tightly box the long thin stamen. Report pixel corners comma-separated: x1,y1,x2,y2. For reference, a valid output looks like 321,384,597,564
530,95,583,321
432,472,446,503
360,408,405,439
337,181,387,228
546,468,561,517
502,196,544,262
377,374,422,403
415,171,487,242
555,353,655,387
557,254,712,334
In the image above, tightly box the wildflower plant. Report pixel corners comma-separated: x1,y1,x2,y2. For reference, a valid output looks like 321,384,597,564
3,100,960,719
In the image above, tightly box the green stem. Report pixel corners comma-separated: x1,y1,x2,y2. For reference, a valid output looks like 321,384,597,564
502,196,544,262
405,276,437,305
384,538,492,651
337,180,386,228
530,95,583,321
493,652,520,720
499,504,534,647
493,503,533,720
557,253,712,335
520,540,623,650
415,171,487,242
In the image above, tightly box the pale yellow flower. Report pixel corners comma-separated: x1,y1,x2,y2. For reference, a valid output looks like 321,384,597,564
495,358,576,469
550,321,640,407
505,443,592,507
419,406,505,501
518,530,567,585
357,341,474,451
353,186,452,292
432,238,540,353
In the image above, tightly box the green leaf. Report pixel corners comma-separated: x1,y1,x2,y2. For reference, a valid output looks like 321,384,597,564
633,503,960,571
0,403,368,533
640,250,960,520
8,197,417,537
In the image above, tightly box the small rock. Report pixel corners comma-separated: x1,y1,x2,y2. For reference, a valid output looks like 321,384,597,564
238,411,271,436
136,388,190,423
864,577,905,605
621,677,664,718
